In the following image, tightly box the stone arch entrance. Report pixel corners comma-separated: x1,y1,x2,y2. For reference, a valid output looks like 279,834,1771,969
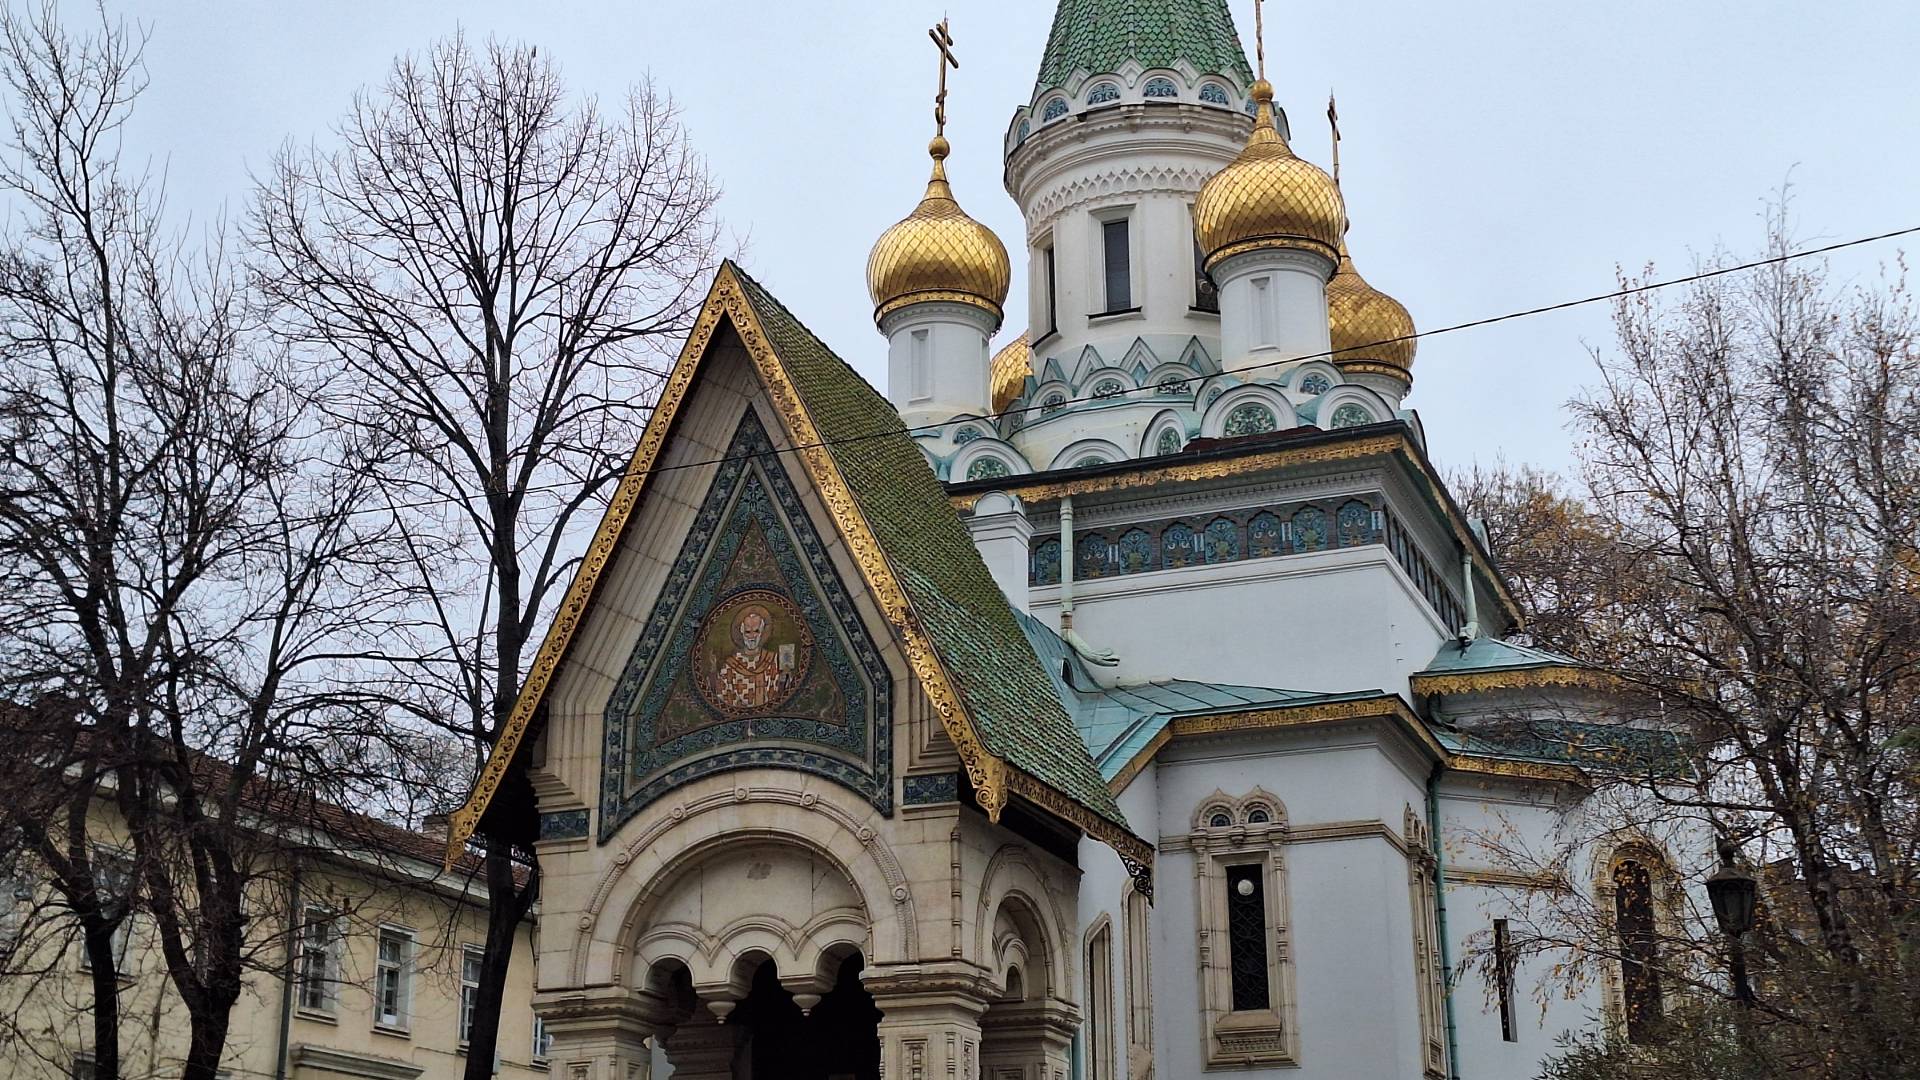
728,953,881,1080
979,894,1075,1080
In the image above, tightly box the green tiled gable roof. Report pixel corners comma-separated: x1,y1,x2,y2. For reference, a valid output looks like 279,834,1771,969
730,266,1131,834
1034,0,1255,96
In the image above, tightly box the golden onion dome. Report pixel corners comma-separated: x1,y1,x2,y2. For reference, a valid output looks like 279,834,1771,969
989,332,1031,413
1194,81,1345,273
866,136,1011,328
1327,243,1417,379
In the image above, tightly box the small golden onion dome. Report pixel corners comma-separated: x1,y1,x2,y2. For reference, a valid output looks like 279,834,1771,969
1327,243,1417,378
867,136,1011,328
990,332,1031,413
1194,81,1345,273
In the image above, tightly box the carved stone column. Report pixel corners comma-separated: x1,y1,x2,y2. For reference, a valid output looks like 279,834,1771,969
537,987,670,1080
865,970,993,1080
659,1005,742,1080
979,1000,1076,1080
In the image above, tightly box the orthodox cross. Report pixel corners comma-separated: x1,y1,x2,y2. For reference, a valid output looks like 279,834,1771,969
1328,91,1341,184
1253,0,1267,81
928,19,959,136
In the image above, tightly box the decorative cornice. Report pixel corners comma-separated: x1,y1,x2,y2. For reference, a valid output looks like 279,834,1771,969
947,426,1522,626
1024,161,1221,234
1448,755,1588,786
287,1046,424,1080
1008,766,1155,897
1445,866,1573,892
875,289,1005,329
1333,358,1414,388
1204,235,1339,276
1411,665,1621,698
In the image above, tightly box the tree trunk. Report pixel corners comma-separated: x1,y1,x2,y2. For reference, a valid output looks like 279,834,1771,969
81,922,122,1080
181,1006,233,1080
462,837,539,1080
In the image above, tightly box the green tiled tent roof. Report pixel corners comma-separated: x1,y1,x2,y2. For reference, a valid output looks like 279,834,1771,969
1034,0,1255,97
730,266,1131,835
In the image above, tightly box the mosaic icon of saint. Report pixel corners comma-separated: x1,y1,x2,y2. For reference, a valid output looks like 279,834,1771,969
711,604,798,710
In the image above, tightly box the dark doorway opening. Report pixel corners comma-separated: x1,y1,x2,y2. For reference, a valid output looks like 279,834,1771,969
732,953,881,1080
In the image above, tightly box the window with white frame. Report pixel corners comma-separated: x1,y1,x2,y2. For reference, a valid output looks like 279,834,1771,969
1123,885,1153,1064
1182,789,1298,1068
1,867,31,945
532,1015,554,1062
909,328,931,402
70,1054,95,1080
296,906,338,1013
1042,241,1059,337
459,945,485,1045
1252,275,1275,346
374,927,413,1030
1084,920,1115,1080
79,849,134,973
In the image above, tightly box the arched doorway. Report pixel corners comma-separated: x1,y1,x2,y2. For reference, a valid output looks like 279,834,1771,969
731,953,881,1080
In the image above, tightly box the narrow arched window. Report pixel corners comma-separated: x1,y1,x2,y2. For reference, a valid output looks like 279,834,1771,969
1614,859,1665,1043
1086,923,1116,1080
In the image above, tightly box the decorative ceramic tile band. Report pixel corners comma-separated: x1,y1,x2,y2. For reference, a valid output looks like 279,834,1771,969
902,772,962,806
538,809,590,842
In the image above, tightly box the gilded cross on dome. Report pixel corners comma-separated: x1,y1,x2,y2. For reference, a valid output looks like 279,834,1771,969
928,19,959,136
1253,0,1267,80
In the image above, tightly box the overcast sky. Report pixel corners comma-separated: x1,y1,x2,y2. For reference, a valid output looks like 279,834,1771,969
108,0,1920,476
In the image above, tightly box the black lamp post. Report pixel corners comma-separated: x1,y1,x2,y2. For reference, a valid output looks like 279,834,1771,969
1705,839,1758,1006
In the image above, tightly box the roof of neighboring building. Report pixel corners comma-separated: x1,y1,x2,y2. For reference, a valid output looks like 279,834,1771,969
1033,0,1255,98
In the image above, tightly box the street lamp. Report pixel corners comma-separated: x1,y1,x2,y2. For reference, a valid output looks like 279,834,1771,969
1705,839,1757,1006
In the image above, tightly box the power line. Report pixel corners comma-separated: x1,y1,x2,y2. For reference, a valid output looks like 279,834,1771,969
27,223,1920,535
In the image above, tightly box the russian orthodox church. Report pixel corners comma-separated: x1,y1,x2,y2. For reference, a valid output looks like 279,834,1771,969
449,3,1692,1078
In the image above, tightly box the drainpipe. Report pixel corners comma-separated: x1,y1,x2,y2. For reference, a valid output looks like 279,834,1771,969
1459,551,1480,644
1427,761,1462,1080
273,858,303,1080
1057,496,1118,668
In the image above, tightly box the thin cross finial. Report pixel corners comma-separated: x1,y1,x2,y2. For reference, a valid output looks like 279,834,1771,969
1328,91,1341,184
928,19,960,137
1253,0,1266,81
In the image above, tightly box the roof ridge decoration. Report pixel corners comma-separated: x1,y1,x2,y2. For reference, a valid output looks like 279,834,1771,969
1032,0,1256,99
446,263,1150,887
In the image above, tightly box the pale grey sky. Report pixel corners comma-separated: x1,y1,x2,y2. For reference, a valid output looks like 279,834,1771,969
114,0,1920,475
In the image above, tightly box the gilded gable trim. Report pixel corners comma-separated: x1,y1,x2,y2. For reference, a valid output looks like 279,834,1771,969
1410,665,1620,698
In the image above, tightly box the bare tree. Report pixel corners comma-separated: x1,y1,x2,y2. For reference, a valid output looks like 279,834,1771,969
249,34,722,1075
1458,205,1920,1078
0,5,400,1078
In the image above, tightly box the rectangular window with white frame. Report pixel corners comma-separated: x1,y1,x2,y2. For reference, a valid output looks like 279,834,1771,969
1043,242,1059,337
459,945,485,1046
374,926,414,1032
532,1014,554,1063
78,849,134,973
296,906,339,1014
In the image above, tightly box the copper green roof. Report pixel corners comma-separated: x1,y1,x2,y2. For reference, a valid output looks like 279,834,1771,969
1033,0,1255,97
730,267,1131,835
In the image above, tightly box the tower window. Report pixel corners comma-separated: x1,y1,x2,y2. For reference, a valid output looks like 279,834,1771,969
1199,83,1231,106
1226,864,1271,1011
1144,77,1180,99
1193,232,1218,312
1087,82,1121,105
1102,218,1132,312
1042,97,1069,122
1087,922,1116,1080
909,328,931,402
1252,275,1274,345
1044,244,1059,337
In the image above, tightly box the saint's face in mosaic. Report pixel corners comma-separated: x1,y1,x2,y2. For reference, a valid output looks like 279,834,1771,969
695,589,812,716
